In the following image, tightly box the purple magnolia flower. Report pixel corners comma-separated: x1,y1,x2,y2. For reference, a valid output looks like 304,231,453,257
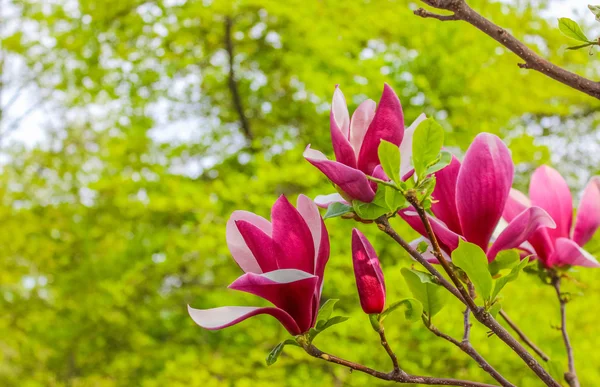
304,84,425,207
188,195,330,335
352,229,386,314
401,133,556,262
502,166,600,268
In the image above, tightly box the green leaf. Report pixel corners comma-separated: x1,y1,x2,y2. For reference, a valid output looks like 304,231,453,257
384,186,407,211
316,315,349,331
266,339,299,366
416,240,429,254
379,298,423,322
316,299,338,322
567,42,595,50
489,249,519,276
491,257,529,300
589,4,600,22
425,150,452,175
401,268,448,318
451,240,493,303
352,186,388,220
488,302,502,318
323,202,353,219
412,118,445,179
378,140,401,184
558,17,590,42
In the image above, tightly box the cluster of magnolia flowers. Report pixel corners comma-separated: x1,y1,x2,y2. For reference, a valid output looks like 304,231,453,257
188,84,600,340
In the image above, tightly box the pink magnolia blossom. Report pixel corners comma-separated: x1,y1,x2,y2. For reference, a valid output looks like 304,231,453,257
304,84,425,207
188,195,330,335
352,229,386,314
401,133,556,262
502,166,600,268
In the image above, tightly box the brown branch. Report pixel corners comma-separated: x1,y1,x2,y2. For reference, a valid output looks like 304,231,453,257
499,310,550,362
425,321,516,387
415,0,600,100
551,275,580,387
224,16,254,143
302,343,499,387
378,203,561,387
378,326,400,373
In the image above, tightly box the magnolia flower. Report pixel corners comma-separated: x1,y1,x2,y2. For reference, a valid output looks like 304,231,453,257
352,229,386,314
401,133,556,262
188,195,330,335
304,84,425,207
503,166,600,268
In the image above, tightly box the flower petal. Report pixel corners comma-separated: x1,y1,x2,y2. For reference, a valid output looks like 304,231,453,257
352,229,386,314
573,176,600,246
349,99,377,155
502,188,531,223
314,193,347,208
547,238,600,268
296,194,325,274
399,113,427,178
529,165,573,241
304,145,376,202
229,270,319,332
357,84,404,175
431,154,462,234
271,196,315,273
187,305,302,335
330,87,357,167
399,208,462,255
226,211,272,273
235,220,280,272
487,206,556,262
456,133,514,251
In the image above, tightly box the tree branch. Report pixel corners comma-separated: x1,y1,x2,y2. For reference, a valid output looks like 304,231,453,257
499,310,550,362
224,16,254,143
302,343,499,387
415,0,600,100
551,275,580,387
378,326,400,373
425,321,516,387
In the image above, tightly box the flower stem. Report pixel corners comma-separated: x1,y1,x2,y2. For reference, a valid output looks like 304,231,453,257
551,275,580,387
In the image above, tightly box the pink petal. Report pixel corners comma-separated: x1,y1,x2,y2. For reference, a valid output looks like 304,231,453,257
271,196,315,273
352,229,386,314
188,305,302,335
226,211,272,274
399,113,427,178
547,238,600,268
296,194,324,273
487,207,556,262
229,270,319,332
349,99,377,155
399,208,462,255
357,84,405,175
235,220,280,272
314,193,347,208
304,146,376,202
330,88,357,167
431,155,462,234
573,176,600,246
502,188,531,223
529,165,573,241
456,133,514,251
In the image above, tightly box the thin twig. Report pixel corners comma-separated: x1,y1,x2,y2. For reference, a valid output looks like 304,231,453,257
224,16,254,143
415,0,600,100
499,310,550,362
378,327,400,373
552,275,580,387
302,343,499,387
425,321,516,387
463,283,474,342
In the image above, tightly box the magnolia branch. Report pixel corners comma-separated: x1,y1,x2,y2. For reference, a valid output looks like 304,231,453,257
378,326,400,373
499,310,550,362
414,0,600,100
375,208,561,387
302,343,498,387
551,275,580,387
425,321,516,387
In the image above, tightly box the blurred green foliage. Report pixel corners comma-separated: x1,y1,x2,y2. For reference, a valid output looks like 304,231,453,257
1,0,600,386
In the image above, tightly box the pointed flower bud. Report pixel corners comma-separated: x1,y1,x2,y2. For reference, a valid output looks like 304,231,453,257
352,228,386,314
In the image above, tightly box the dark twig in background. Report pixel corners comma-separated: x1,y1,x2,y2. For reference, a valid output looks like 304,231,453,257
552,275,580,387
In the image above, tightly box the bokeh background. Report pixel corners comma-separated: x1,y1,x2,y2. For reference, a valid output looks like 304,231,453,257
1,0,600,386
